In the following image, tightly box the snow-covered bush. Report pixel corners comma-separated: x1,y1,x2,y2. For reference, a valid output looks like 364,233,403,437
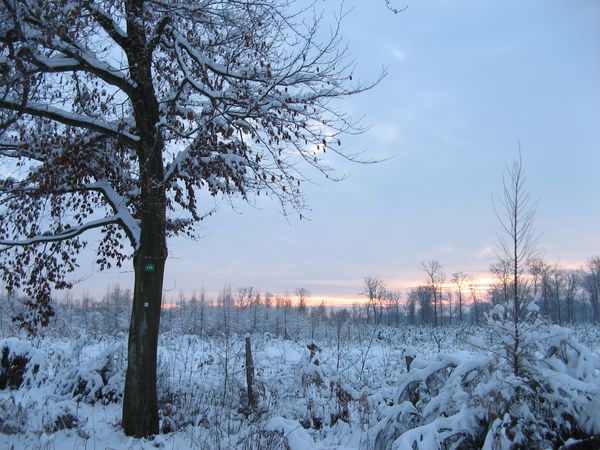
40,400,80,434
57,344,125,404
0,396,28,435
0,338,47,389
263,416,316,450
479,324,600,449
156,370,206,433
373,323,600,450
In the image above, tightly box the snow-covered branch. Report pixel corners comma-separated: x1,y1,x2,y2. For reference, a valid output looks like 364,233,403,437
86,2,129,50
0,215,120,249
85,180,141,250
1,1,135,95
0,98,139,146
21,47,135,96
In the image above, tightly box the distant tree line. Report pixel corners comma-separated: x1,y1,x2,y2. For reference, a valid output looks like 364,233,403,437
362,256,600,328
1,255,598,339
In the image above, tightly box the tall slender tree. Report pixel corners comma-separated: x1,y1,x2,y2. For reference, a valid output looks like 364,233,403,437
421,260,444,327
583,257,600,323
295,287,310,314
0,0,376,436
468,278,481,325
563,271,578,324
451,271,468,323
360,276,386,324
493,153,538,376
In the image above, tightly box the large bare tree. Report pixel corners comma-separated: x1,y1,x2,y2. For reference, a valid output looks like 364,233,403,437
0,0,376,436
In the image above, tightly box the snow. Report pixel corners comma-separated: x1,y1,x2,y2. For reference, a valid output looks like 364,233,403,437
262,342,303,363
2,313,600,449
264,417,316,450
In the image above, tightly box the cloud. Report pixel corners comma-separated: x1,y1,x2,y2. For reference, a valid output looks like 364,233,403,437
372,123,403,144
478,246,495,259
441,243,456,255
392,49,405,61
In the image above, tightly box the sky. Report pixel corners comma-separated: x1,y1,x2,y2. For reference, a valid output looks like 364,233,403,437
67,0,600,305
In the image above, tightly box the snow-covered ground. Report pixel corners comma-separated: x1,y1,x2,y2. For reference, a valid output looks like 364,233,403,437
2,316,600,449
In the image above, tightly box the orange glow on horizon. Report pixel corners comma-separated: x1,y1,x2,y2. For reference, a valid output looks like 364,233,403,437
165,274,519,308
306,296,364,307
306,274,499,307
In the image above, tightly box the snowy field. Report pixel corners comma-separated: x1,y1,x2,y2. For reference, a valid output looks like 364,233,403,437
2,309,600,449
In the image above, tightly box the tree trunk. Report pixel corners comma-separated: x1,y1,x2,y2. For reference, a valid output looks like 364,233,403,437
122,147,166,437
121,3,167,435
122,194,167,436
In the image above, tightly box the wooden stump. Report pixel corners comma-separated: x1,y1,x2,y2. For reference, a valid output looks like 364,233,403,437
245,336,256,409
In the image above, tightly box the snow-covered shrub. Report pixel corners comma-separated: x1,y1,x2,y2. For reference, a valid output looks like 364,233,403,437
93,345,125,403
373,354,488,450
156,356,207,433
58,367,105,403
477,325,600,449
57,345,124,404
373,401,420,450
0,338,47,389
373,324,600,450
235,425,287,450
41,400,79,433
156,377,210,434
479,302,600,448
301,363,324,390
329,378,356,425
0,396,28,435
262,416,315,450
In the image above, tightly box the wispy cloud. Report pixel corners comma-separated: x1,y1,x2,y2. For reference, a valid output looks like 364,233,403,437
477,246,495,259
392,48,405,61
372,123,403,144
